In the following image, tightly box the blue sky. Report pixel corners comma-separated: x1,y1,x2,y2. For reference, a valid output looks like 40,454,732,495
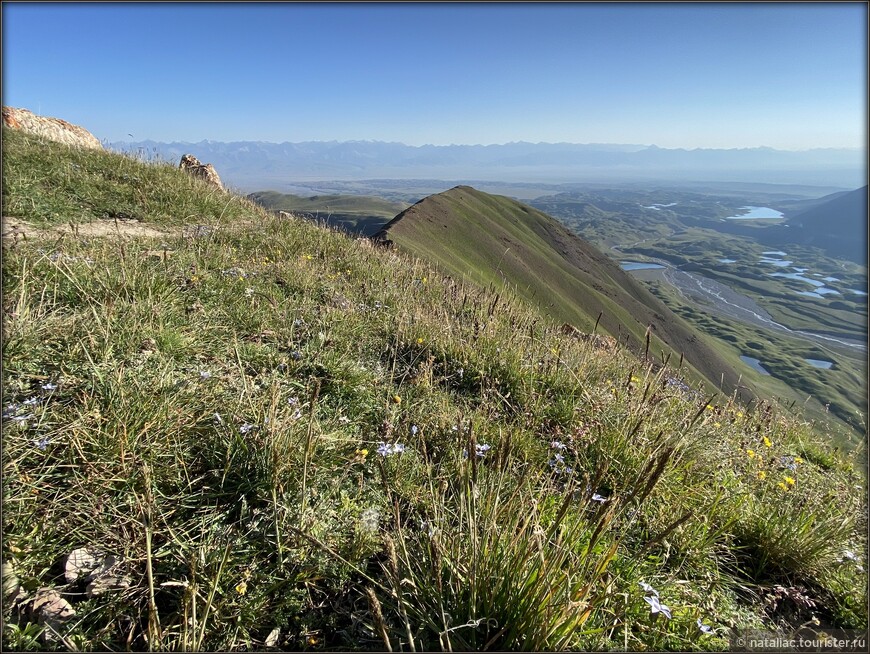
2,2,867,149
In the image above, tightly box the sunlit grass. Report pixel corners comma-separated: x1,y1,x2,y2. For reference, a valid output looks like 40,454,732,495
2,128,866,650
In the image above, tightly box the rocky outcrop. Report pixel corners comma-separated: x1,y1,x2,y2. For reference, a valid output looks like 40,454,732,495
179,154,224,191
2,106,102,150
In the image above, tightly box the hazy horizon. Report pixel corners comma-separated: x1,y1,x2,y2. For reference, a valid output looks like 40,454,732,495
112,136,864,154
3,3,866,150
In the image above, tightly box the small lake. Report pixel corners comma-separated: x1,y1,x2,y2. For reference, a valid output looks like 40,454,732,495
621,261,665,271
727,206,784,220
760,258,793,267
769,272,826,287
805,358,833,369
740,355,770,375
796,289,841,298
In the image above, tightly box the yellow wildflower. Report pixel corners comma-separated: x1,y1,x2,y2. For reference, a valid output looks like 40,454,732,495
392,395,402,404
417,338,424,345
235,581,247,595
757,471,767,480
352,448,368,463
784,476,795,486
737,411,744,418
777,482,789,491
747,449,756,459
794,457,803,464
763,436,772,448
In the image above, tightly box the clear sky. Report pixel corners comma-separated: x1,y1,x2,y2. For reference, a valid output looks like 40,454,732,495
2,2,867,149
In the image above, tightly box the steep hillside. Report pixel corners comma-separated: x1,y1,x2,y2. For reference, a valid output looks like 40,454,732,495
2,127,865,651
786,185,868,263
375,186,753,401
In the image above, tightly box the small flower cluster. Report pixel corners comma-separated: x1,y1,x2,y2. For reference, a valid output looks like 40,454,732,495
357,300,387,313
778,455,803,471
548,440,573,475
360,507,380,533
220,267,255,279
3,381,61,444
183,224,214,239
639,581,672,619
44,250,94,265
450,420,470,434
377,442,406,457
288,396,303,420
464,443,491,459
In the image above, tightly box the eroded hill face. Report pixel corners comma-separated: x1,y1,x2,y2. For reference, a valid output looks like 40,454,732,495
376,185,753,401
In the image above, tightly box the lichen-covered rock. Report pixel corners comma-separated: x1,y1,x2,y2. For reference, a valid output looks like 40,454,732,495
29,588,76,640
2,106,102,150
65,547,100,584
179,153,224,191
64,548,131,597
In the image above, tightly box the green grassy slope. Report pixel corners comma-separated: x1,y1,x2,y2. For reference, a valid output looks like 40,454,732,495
375,185,755,402
2,128,866,651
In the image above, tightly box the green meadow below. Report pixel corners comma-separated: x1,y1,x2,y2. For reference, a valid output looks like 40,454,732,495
1,128,867,651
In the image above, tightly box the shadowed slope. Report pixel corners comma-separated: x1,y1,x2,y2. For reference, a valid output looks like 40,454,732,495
376,185,752,400
787,185,868,264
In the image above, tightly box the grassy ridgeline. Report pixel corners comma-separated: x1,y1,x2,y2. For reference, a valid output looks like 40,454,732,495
1,128,867,650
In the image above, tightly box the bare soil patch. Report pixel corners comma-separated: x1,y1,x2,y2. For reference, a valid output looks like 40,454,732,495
2,216,174,242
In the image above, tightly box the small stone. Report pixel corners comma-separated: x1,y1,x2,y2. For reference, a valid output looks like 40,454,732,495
179,154,224,191
265,627,281,648
2,560,20,600
30,588,75,638
65,547,100,584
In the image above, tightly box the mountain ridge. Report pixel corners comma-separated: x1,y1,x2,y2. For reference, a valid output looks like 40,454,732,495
374,185,753,401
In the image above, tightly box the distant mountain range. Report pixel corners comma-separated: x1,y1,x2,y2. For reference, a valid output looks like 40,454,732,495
108,139,866,191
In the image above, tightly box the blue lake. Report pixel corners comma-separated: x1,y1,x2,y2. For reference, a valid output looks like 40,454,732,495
727,206,784,220
796,289,841,298
621,261,665,271
761,258,794,267
805,359,834,369
769,272,826,287
740,355,770,375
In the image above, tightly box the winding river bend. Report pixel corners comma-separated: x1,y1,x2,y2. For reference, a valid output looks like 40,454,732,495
659,268,866,352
